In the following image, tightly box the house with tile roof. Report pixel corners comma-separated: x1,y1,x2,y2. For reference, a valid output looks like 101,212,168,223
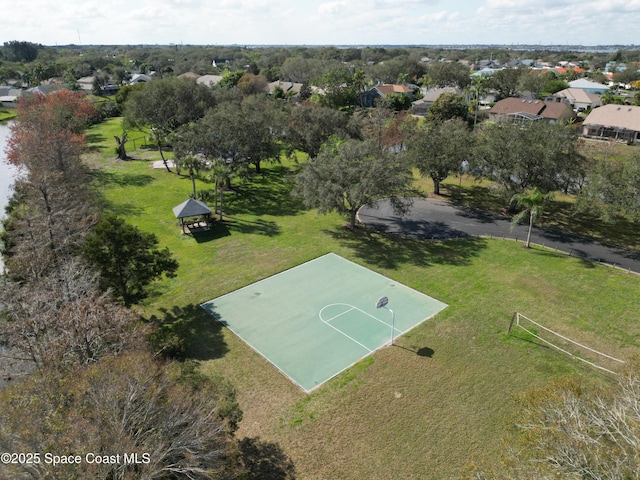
582,104,640,143
488,97,575,124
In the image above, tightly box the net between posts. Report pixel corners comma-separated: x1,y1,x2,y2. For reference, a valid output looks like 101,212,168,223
509,312,626,375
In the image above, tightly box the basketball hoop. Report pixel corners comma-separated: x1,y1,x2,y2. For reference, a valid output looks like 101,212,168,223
376,296,395,345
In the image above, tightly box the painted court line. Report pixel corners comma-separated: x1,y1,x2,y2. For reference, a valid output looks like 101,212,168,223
320,304,357,323
319,304,373,352
322,320,373,353
319,303,403,352
320,303,403,333
200,253,449,392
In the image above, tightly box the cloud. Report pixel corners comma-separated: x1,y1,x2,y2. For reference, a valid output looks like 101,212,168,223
373,0,442,5
318,1,349,16
1,0,640,45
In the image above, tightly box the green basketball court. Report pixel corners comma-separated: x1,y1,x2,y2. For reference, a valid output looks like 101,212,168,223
200,253,447,392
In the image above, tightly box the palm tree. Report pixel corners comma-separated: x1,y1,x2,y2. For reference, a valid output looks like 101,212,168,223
175,153,204,197
206,157,233,221
510,188,554,248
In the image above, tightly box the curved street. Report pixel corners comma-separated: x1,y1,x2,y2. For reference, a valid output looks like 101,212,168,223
358,198,640,274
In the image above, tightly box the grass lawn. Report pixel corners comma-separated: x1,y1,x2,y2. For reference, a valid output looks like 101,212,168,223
0,108,17,122
87,119,640,479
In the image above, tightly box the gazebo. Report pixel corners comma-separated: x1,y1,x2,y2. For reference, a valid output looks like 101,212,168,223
172,198,212,233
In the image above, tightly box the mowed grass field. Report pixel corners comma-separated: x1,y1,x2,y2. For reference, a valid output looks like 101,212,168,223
87,119,640,479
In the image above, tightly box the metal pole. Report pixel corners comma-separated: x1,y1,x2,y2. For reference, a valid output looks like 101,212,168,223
376,296,395,346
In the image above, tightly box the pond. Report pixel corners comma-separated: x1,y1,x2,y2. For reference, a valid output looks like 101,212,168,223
0,122,19,273
0,122,19,220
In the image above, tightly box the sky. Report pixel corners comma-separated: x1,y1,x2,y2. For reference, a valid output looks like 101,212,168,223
2,0,639,47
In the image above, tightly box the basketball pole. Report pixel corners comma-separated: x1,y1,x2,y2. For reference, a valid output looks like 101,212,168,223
376,296,395,346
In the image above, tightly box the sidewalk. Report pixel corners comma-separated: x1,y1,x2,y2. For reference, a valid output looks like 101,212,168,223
358,198,640,274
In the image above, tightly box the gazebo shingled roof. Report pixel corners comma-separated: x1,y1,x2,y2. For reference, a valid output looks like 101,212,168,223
172,198,212,219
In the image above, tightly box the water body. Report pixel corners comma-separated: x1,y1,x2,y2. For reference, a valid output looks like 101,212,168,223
0,122,19,273
0,122,18,220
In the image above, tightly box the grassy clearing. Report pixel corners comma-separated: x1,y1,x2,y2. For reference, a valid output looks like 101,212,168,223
86,119,640,479
0,108,17,122
84,117,156,166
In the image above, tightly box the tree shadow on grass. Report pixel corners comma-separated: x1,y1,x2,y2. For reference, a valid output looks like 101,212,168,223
326,226,487,270
85,132,107,152
227,166,305,217
90,169,155,188
97,200,145,217
225,216,282,237
529,245,596,270
444,183,507,214
147,304,228,361
239,437,297,480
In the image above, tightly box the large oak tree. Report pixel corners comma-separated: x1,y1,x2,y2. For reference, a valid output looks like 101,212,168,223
473,120,583,209
123,76,216,172
406,117,473,195
293,139,412,228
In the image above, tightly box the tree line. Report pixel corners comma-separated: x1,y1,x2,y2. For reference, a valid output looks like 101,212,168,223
0,90,294,479
3,42,640,105
116,74,640,232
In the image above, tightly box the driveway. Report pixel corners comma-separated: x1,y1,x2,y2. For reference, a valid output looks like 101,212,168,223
358,198,640,274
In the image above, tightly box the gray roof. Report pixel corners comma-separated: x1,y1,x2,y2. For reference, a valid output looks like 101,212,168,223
421,86,459,102
172,198,212,218
568,79,609,91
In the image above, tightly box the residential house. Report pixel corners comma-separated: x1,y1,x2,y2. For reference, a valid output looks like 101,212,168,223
472,59,501,70
582,104,640,143
471,67,498,78
568,79,609,95
196,75,223,87
77,76,95,94
411,86,459,116
521,59,544,69
27,84,67,96
265,81,303,98
551,88,602,111
0,86,22,107
129,73,153,85
358,84,414,108
487,98,575,124
545,67,587,77
505,59,524,68
605,61,626,73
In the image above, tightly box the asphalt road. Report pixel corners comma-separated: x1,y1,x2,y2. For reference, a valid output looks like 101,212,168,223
358,198,640,274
